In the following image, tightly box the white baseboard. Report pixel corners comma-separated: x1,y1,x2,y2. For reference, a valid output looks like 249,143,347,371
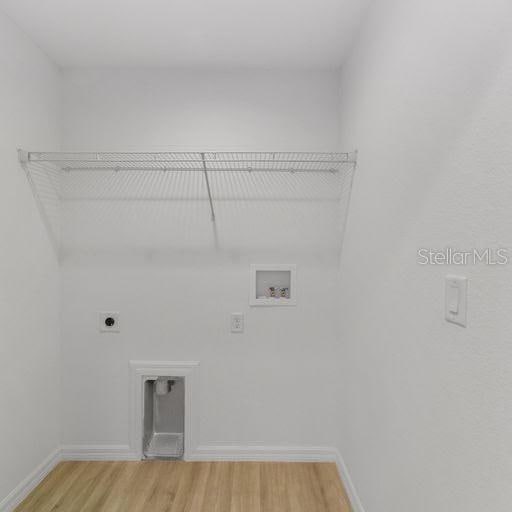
333,449,366,512
60,444,138,461
188,444,338,462
0,448,62,512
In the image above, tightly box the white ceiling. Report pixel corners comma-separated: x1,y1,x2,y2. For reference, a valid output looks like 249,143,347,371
0,0,369,69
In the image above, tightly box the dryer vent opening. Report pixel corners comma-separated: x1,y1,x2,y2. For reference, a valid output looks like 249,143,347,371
143,377,185,459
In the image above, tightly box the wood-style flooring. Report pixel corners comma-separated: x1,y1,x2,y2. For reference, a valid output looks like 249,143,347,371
15,461,352,512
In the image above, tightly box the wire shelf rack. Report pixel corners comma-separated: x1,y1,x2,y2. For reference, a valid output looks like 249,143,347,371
22,151,356,173
18,150,357,257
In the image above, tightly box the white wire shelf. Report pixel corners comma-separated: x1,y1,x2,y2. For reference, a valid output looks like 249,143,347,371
20,151,356,173
18,150,357,256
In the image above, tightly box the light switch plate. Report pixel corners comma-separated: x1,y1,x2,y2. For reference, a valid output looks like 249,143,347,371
445,276,467,327
231,313,244,333
99,312,120,332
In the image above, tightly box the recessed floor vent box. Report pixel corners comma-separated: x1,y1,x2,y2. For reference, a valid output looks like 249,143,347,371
250,264,297,306
143,377,185,459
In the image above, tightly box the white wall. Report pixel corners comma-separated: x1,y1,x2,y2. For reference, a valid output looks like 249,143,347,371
61,68,340,152
337,0,512,510
0,10,61,504
59,69,346,451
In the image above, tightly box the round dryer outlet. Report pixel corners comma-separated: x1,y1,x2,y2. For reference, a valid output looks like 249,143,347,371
99,312,120,332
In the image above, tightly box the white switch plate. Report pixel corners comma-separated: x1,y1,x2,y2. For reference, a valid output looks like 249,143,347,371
231,313,244,333
99,312,120,332
445,276,467,327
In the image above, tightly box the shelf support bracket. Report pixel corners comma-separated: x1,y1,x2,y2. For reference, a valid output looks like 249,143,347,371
17,149,60,257
201,153,216,222
18,149,29,164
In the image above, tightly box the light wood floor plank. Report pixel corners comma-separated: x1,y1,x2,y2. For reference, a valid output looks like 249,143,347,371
150,460,181,512
260,462,291,512
168,460,198,512
16,461,85,512
15,461,351,512
212,462,236,512
230,461,261,512
96,462,139,512
314,461,352,511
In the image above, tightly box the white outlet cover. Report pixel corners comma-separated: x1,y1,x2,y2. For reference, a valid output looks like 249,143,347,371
231,312,244,333
99,312,120,332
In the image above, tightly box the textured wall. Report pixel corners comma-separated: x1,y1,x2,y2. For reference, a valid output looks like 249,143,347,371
0,10,61,505
337,0,512,510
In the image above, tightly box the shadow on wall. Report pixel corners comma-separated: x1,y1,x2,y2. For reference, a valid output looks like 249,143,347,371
24,165,355,265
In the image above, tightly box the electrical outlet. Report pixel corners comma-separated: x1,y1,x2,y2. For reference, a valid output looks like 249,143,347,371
99,312,120,332
230,312,244,333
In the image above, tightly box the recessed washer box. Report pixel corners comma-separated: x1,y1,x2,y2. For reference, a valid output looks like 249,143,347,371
250,264,297,306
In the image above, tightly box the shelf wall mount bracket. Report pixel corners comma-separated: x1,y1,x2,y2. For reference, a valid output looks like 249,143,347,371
17,148,60,257
201,152,216,222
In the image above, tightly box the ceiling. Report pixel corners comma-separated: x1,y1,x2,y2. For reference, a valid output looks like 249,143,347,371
0,0,369,69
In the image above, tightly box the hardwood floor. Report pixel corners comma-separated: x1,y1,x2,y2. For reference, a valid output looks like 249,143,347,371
16,461,352,512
